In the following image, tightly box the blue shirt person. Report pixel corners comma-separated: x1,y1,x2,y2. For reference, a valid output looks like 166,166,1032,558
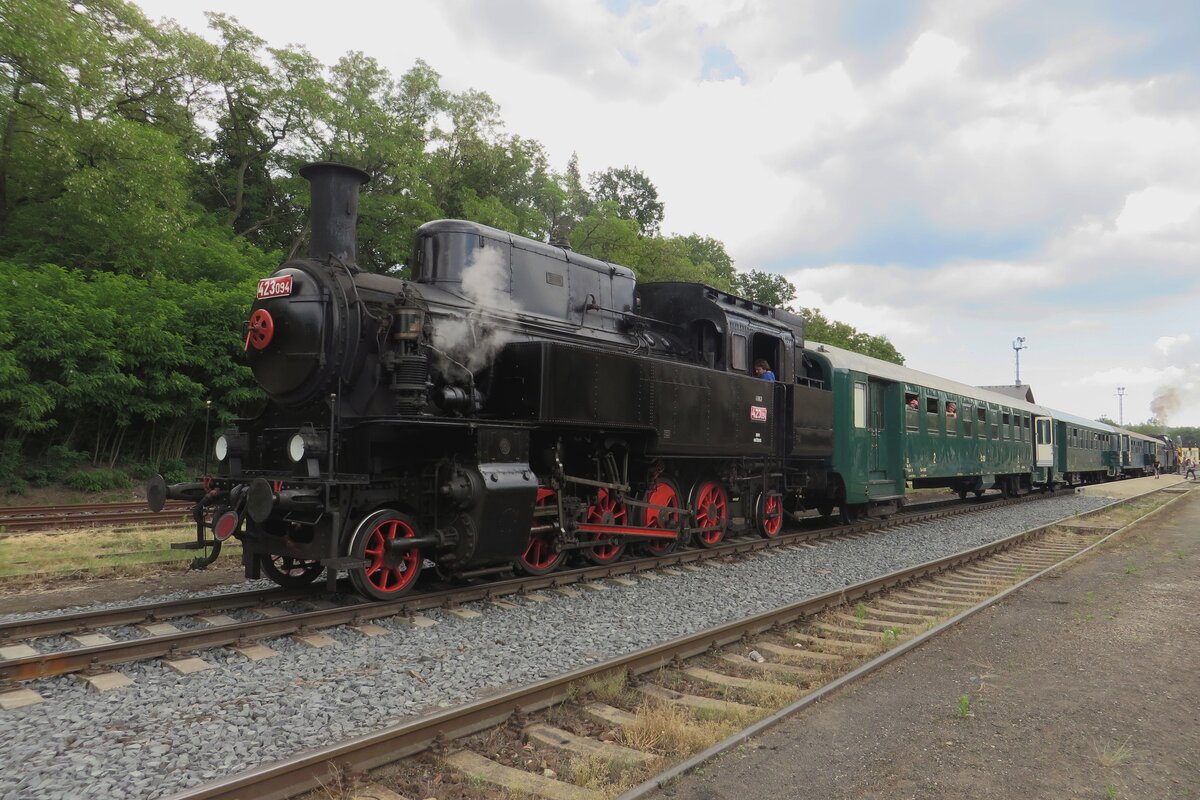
754,359,775,381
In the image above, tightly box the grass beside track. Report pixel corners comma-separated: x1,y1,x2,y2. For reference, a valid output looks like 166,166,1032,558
0,524,238,580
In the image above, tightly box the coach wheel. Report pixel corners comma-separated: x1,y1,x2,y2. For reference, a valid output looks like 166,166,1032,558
816,502,834,518
754,492,784,538
840,504,864,524
691,480,729,548
259,554,324,588
582,489,627,565
973,489,986,498
348,509,423,600
957,487,968,501
639,477,682,555
518,488,565,576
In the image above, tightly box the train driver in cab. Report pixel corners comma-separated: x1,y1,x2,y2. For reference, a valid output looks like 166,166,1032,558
754,359,776,381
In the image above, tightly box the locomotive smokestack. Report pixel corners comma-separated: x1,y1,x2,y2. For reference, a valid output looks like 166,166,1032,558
299,161,371,265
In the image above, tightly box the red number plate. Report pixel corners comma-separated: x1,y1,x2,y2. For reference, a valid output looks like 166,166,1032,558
750,405,768,422
257,275,293,300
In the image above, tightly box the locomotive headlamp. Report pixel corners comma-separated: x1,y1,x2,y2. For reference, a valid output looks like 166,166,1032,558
393,308,424,341
287,429,327,463
214,430,248,462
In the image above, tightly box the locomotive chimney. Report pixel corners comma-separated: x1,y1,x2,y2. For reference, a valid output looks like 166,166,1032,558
299,161,371,265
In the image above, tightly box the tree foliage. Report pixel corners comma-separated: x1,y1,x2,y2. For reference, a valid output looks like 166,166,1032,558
0,0,901,478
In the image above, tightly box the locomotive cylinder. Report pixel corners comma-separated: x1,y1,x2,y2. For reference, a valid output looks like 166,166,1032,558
298,161,371,265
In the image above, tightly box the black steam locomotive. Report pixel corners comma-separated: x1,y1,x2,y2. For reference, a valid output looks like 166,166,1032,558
149,163,833,600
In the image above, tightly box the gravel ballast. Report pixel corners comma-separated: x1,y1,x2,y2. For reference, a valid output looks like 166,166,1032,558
0,493,1121,798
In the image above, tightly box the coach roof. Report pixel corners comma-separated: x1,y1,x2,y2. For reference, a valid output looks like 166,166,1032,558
807,341,1118,434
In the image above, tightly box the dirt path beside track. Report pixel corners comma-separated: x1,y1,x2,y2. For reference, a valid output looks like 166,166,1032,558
653,485,1200,800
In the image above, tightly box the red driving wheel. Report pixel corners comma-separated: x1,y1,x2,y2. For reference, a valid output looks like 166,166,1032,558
640,477,682,555
348,510,423,600
691,480,729,547
518,488,565,575
756,491,783,538
583,488,627,564
244,308,275,350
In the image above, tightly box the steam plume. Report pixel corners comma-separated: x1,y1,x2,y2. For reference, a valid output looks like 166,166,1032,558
431,246,518,372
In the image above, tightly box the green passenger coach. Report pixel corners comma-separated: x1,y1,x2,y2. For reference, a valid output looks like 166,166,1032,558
798,341,1126,521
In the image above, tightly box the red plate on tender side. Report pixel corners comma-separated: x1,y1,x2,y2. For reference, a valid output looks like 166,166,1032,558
257,274,293,300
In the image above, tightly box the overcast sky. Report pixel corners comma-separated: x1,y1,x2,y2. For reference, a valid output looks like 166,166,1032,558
135,0,1200,428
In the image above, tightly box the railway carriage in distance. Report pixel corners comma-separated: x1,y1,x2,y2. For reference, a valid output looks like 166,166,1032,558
793,342,1158,520
799,343,1042,518
1053,411,1121,486
1110,427,1162,477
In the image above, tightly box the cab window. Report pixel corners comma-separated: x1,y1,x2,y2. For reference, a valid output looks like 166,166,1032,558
731,334,747,372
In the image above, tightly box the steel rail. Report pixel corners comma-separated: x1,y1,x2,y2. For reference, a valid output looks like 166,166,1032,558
0,586,314,643
162,489,1108,800
0,492,1046,679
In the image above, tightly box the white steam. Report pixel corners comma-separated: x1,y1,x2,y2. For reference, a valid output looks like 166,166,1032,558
431,245,520,373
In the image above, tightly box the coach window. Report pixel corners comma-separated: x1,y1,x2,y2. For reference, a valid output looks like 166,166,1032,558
854,382,867,428
731,333,748,373
1002,412,1011,439
977,407,987,438
1024,416,1031,442
990,408,999,440
925,396,940,433
905,392,919,430
963,405,974,437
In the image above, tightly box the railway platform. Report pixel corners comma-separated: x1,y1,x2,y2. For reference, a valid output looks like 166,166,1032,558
650,481,1200,800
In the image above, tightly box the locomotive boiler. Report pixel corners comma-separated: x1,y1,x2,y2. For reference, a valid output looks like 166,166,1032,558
149,162,833,599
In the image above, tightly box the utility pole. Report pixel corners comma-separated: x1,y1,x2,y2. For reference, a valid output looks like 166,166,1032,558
1116,387,1126,425
1012,337,1027,386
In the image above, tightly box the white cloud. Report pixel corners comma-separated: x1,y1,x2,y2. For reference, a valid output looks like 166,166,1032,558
886,31,969,94
1155,334,1193,356
1115,187,1200,236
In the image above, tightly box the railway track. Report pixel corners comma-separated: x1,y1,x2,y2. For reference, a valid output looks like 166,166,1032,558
0,500,192,533
156,485,1185,800
0,490,1041,693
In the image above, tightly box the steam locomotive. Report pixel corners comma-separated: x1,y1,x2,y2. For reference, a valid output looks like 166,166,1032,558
149,162,1169,601
149,162,831,600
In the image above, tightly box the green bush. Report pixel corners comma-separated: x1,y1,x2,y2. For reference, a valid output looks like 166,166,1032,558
23,466,53,487
0,440,28,495
65,468,133,492
160,458,192,484
44,445,87,479
125,462,156,480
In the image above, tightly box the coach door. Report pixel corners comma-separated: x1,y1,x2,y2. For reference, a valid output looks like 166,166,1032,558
868,380,891,480
1034,416,1054,467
